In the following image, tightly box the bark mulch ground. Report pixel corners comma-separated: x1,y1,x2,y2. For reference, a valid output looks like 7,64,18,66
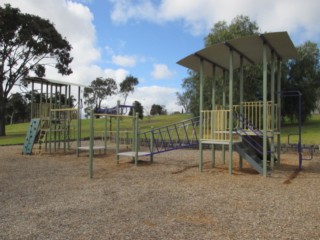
1,145,319,239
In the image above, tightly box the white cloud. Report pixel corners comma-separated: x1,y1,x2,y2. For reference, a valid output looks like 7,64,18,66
108,0,320,41
99,85,180,113
112,55,137,67
104,68,129,85
151,64,175,80
3,0,101,85
126,86,179,113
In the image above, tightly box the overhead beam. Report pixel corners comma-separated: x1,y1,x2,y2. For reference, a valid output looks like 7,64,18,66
194,53,228,72
224,41,255,65
260,34,283,61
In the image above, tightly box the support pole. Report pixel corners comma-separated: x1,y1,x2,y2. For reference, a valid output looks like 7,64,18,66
31,81,34,119
40,80,43,118
89,109,94,179
222,70,227,164
270,52,276,172
116,100,120,164
104,115,107,155
49,84,53,154
262,43,268,177
134,113,139,166
228,49,234,175
239,56,244,170
199,58,204,172
150,127,154,163
277,59,282,165
211,65,216,168
77,86,81,156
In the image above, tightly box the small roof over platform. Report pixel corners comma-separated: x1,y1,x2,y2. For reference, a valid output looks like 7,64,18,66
177,31,297,77
24,77,88,88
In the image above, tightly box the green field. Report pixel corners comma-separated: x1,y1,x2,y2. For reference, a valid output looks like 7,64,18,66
0,113,319,146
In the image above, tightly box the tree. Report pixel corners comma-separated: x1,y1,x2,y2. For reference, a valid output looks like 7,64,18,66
179,15,260,116
205,15,259,46
128,100,144,119
282,41,320,122
6,92,28,124
150,104,167,116
83,77,117,117
176,91,190,113
119,75,139,105
0,4,73,136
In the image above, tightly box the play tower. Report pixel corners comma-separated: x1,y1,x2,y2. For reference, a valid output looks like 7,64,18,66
177,32,297,176
22,77,86,155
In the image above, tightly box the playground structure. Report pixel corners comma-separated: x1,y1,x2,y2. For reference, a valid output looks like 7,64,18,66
22,77,85,155
177,31,313,176
85,101,201,178
21,32,313,178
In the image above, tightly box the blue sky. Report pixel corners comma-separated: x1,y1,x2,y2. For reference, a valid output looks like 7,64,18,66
2,0,320,113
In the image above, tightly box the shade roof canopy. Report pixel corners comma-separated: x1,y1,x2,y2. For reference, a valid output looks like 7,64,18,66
24,77,88,88
177,31,298,77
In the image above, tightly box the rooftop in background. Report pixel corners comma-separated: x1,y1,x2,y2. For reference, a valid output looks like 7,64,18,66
24,77,88,88
177,31,298,77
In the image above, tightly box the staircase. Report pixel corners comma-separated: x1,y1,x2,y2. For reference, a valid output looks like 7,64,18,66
234,137,267,175
234,114,272,175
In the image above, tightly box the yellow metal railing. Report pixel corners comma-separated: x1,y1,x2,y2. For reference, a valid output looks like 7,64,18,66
32,103,70,119
202,110,239,142
201,101,278,142
235,101,277,131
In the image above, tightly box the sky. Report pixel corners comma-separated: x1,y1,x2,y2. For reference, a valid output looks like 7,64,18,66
2,0,320,113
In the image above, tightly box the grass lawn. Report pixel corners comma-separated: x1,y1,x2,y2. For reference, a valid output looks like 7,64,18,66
0,113,319,146
0,113,193,145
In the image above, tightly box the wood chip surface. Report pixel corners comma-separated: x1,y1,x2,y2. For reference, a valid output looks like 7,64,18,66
0,145,319,239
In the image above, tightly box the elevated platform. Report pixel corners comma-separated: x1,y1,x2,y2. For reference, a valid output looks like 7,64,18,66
117,151,151,157
78,146,106,150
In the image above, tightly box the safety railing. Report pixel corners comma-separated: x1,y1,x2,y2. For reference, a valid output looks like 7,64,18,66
32,103,70,119
201,110,240,142
235,101,278,131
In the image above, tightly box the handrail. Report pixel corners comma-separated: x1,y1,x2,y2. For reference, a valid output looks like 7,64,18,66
139,117,199,154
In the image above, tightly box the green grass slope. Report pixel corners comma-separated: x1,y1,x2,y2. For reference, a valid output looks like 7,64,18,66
0,114,318,146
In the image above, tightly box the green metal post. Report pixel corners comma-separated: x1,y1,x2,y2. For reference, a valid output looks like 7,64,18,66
262,43,268,177
228,49,234,175
211,65,216,168
199,58,204,172
49,84,53,154
64,85,67,152
132,108,136,161
116,100,120,164
150,127,154,163
270,52,276,172
222,70,227,164
277,59,282,165
77,86,81,157
89,109,94,179
134,113,139,166
104,115,107,155
239,56,244,169
68,85,71,107
31,81,34,119
40,80,43,118
54,85,57,152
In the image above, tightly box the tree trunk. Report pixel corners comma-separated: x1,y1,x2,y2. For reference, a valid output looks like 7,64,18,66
0,97,6,136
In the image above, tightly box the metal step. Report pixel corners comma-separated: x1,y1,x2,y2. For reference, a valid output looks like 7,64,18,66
234,142,263,174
